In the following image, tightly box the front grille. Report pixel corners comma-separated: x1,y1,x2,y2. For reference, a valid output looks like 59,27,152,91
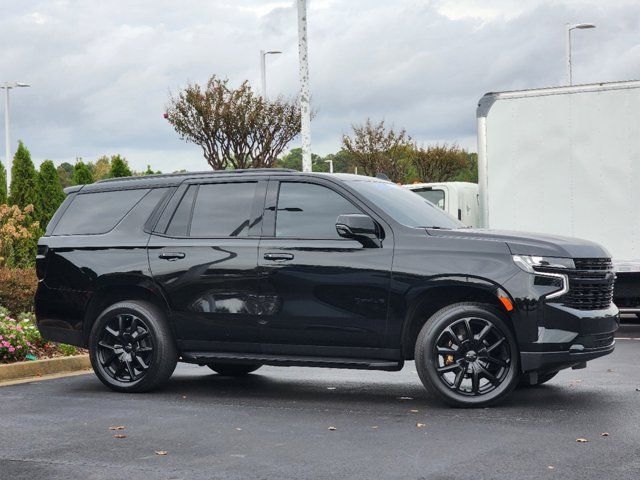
564,258,615,310
575,333,615,349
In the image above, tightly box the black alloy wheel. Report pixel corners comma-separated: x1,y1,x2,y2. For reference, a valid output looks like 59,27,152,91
89,300,177,393
96,313,154,383
415,302,519,407
433,317,511,396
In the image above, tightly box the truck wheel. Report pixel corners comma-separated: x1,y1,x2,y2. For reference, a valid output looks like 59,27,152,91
207,363,262,376
519,371,558,387
414,302,519,408
89,300,178,393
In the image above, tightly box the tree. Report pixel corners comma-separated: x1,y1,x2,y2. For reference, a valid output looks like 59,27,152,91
9,141,39,210
452,152,478,183
411,144,470,183
57,162,74,188
166,75,302,170
143,165,162,175
91,156,112,181
277,148,327,172
72,160,94,185
109,155,132,178
342,119,413,183
0,161,6,204
322,149,357,174
37,160,65,227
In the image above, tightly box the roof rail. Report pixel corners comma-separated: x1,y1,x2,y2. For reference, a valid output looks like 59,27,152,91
95,168,298,184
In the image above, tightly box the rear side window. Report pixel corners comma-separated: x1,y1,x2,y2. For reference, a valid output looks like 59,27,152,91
276,182,360,238
188,182,257,237
52,189,149,235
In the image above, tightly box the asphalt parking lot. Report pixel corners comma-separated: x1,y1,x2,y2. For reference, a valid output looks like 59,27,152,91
1,323,639,480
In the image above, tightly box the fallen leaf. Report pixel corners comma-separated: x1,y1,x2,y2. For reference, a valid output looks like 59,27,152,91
109,426,126,431
548,466,555,470
235,428,242,431
607,369,615,373
601,432,610,437
326,387,336,390
398,396,413,400
576,438,588,443
113,434,127,439
155,451,168,456
409,409,419,413
182,395,187,399
328,426,337,431
416,423,426,428
371,426,379,429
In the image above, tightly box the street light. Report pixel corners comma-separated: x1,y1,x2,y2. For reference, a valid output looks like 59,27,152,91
1,82,30,193
324,159,333,173
260,50,282,99
566,23,596,86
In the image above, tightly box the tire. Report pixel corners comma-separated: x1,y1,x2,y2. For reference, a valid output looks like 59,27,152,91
519,371,558,387
89,300,178,393
414,302,519,408
207,363,262,376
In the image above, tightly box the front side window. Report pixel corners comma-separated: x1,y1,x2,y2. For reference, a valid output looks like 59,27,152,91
188,182,257,237
275,182,361,238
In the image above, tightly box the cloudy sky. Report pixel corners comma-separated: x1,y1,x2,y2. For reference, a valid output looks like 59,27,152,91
1,0,639,172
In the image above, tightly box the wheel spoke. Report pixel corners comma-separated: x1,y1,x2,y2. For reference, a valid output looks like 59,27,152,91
136,346,152,353
437,346,456,355
113,361,126,380
443,327,462,347
125,359,136,380
135,355,149,370
105,326,120,339
118,315,124,336
479,365,499,386
437,363,461,374
134,329,149,342
487,337,505,353
463,319,473,342
453,369,465,390
101,352,119,368
471,370,480,394
476,323,492,342
485,356,507,368
130,316,138,333
98,341,116,351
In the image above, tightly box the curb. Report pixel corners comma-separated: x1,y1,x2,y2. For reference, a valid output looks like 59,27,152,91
0,354,91,383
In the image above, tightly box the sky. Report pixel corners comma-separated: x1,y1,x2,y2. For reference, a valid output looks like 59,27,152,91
1,0,639,173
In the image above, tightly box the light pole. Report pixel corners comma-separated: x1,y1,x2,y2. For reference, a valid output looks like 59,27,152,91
260,50,282,99
324,159,333,173
1,82,30,193
566,23,595,86
297,0,312,173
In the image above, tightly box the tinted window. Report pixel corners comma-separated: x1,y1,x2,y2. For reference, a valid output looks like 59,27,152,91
166,186,196,236
414,188,445,210
347,180,463,229
276,182,360,238
53,189,149,235
190,182,257,237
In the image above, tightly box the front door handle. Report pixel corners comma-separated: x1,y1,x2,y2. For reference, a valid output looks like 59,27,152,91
159,252,186,261
263,252,294,261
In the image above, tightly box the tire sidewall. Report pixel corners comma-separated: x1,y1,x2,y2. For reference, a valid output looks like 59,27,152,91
415,303,519,408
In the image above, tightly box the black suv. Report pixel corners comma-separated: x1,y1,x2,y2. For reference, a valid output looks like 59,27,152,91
35,169,619,407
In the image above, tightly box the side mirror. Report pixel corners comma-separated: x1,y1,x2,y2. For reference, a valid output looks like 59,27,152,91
335,214,381,248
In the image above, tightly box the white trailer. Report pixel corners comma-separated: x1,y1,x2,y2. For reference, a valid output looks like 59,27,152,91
403,182,480,227
477,80,640,315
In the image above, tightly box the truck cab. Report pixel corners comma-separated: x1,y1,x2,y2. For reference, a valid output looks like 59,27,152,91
404,182,480,228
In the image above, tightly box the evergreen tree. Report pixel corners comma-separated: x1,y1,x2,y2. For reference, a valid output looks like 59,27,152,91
56,162,74,188
109,155,132,178
72,161,94,185
9,141,39,210
37,160,66,227
0,160,7,204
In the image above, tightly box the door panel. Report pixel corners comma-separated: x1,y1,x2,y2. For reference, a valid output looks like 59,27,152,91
258,180,393,348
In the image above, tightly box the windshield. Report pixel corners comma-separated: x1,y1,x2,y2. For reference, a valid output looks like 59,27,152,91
413,188,446,210
346,180,464,229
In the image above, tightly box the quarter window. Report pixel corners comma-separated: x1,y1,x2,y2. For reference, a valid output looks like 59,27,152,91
275,182,360,238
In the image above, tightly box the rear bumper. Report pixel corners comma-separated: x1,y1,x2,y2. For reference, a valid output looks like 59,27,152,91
520,341,615,372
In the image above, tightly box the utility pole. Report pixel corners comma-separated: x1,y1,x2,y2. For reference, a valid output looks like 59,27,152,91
297,0,312,172
565,23,596,86
1,82,30,193
260,49,282,99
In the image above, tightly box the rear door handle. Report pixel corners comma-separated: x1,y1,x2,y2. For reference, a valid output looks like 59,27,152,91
159,252,186,261
263,252,294,261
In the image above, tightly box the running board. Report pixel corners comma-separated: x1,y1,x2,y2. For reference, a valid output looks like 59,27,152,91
180,351,404,371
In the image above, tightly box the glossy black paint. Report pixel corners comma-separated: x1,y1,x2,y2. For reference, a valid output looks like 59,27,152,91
35,170,619,376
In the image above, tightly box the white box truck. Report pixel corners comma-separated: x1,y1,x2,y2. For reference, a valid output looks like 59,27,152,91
403,182,480,227
476,80,640,316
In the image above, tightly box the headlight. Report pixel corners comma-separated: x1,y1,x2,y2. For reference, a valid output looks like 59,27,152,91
512,255,575,273
512,255,571,300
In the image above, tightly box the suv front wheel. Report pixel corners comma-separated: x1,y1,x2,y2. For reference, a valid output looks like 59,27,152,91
89,300,178,392
414,302,519,407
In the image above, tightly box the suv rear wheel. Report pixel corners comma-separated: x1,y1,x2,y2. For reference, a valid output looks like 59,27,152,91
89,300,177,392
414,302,519,408
207,363,262,376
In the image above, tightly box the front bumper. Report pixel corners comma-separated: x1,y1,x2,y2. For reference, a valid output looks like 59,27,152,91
521,341,615,372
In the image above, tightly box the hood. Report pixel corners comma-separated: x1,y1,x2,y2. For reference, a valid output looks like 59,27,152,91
426,228,611,259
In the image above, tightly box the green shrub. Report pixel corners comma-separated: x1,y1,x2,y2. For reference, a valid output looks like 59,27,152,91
0,267,38,313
